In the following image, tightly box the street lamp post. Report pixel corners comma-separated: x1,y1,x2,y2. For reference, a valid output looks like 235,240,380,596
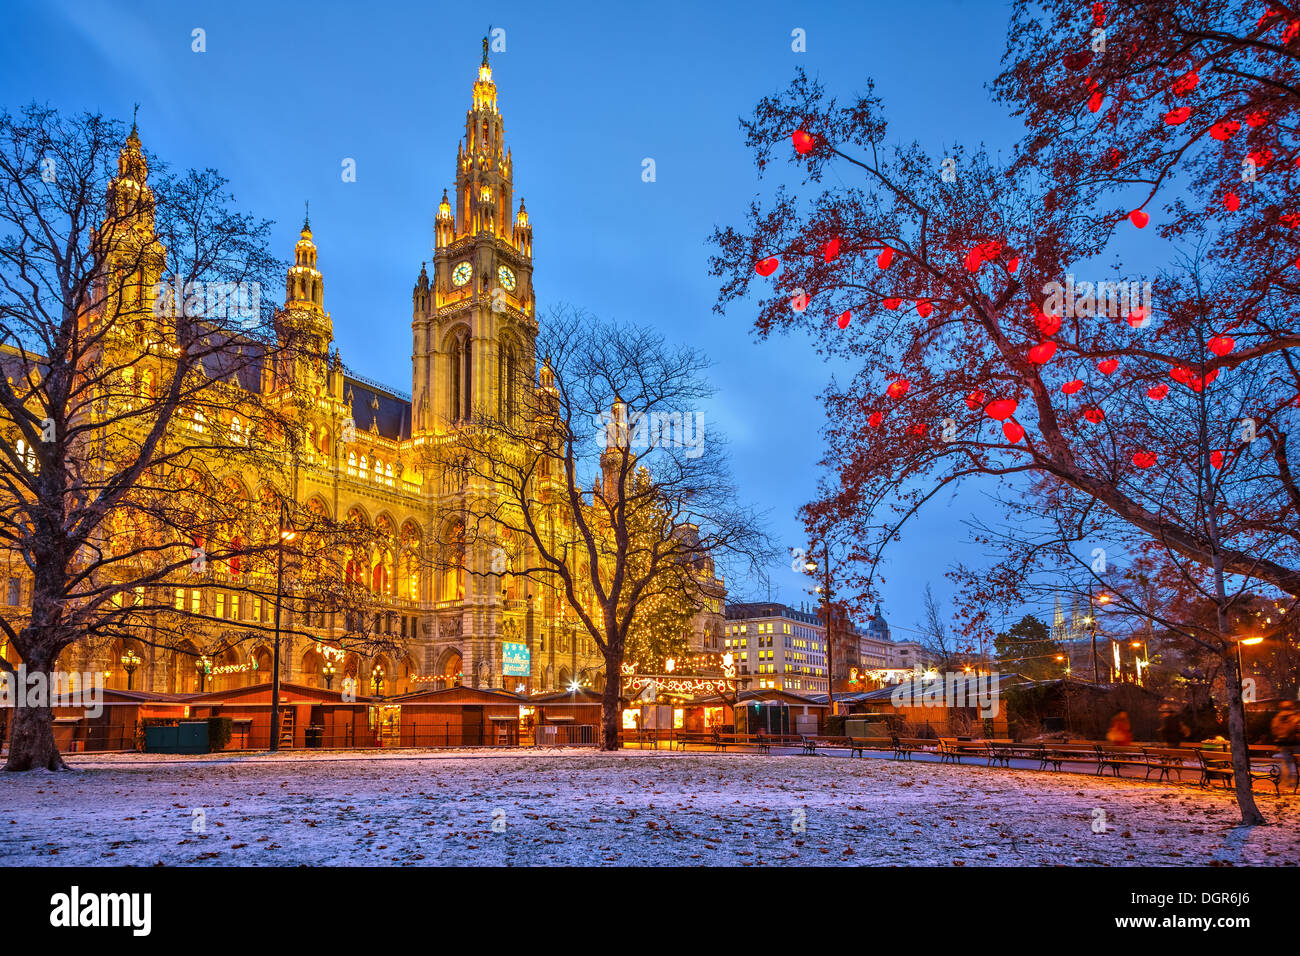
806,542,836,716
323,660,335,690
120,650,141,690
269,504,295,753
196,655,210,693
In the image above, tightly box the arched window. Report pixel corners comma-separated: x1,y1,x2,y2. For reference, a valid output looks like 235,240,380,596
498,343,517,420
440,520,465,602
450,332,472,422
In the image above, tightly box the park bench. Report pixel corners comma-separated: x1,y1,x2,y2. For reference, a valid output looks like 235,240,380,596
848,736,893,758
762,734,807,752
937,737,998,764
937,737,975,763
1094,744,1150,777
984,739,1016,767
1138,747,1191,782
1039,743,1101,772
715,733,774,753
674,730,725,751
891,734,927,760
1196,748,1281,795
798,735,848,755
1007,741,1047,764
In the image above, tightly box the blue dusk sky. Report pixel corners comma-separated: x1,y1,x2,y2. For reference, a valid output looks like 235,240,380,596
2,0,1075,642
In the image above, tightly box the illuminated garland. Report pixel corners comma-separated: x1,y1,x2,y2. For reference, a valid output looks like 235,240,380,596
624,675,736,696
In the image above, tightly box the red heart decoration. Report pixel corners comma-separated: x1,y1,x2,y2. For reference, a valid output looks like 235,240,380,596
1170,367,1191,384
1003,421,1025,443
985,399,1018,421
1083,407,1105,424
1133,450,1157,469
1210,450,1224,469
1097,358,1119,375
1223,192,1240,211
886,378,910,400
755,257,779,276
965,390,986,410
1092,1,1105,27
823,238,841,263
1249,149,1274,170
877,247,894,270
868,411,883,429
1147,384,1169,400
979,240,1003,260
1061,379,1084,395
1209,120,1240,141
1028,341,1058,364
1088,91,1104,113
1281,212,1300,229
1007,256,1020,273
1127,307,1148,328
1129,210,1149,228
964,248,984,271
906,422,928,437
1208,335,1234,356
1164,107,1192,125
916,299,933,318
837,310,851,330
790,290,810,312
1172,71,1199,96
1246,109,1270,127
1036,311,1062,337
792,130,816,154
883,297,902,310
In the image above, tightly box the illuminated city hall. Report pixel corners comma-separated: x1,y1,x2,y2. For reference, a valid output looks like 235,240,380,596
10,46,724,699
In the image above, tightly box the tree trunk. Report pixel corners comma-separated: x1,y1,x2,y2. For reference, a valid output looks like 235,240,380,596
1224,650,1266,826
600,647,623,751
4,653,67,771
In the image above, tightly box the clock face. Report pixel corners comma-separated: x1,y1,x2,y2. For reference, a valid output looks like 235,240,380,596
497,265,517,292
452,262,472,287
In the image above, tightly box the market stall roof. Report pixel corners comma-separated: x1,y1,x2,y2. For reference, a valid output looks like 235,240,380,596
849,672,1035,703
694,688,830,708
389,685,524,705
530,687,605,704
182,681,371,705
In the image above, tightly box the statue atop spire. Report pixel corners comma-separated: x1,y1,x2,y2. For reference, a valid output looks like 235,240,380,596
303,199,310,231
482,31,490,66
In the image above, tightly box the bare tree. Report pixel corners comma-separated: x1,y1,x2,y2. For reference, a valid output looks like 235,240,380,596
918,583,954,670
0,106,386,769
429,308,772,749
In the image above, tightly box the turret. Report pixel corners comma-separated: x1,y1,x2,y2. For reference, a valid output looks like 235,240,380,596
513,199,532,258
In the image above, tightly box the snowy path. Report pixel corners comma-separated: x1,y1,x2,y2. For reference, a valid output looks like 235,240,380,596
1,749,1297,866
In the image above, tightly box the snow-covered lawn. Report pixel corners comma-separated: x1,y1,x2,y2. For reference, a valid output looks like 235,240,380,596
1,748,1297,865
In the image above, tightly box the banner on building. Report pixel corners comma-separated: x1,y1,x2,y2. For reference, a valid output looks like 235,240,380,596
502,642,531,676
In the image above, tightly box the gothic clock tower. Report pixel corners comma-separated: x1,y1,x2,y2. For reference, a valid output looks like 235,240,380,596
411,39,536,436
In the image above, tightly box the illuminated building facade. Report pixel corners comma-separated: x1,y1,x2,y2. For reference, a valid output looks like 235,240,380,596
2,44,723,700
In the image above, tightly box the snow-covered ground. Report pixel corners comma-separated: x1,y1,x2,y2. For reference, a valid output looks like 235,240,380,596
1,748,1297,865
